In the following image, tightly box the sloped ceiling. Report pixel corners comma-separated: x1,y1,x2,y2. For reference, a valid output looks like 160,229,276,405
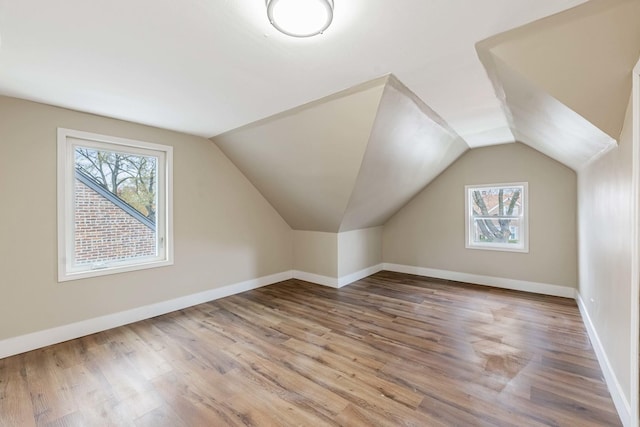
476,0,640,169
485,55,616,171
213,75,468,232
1,0,637,234
213,78,386,232
214,0,640,234
339,77,467,231
0,0,587,144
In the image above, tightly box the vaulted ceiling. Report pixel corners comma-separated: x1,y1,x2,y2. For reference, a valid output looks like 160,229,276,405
213,0,639,231
0,0,587,142
1,0,639,233
214,75,468,232
477,0,640,170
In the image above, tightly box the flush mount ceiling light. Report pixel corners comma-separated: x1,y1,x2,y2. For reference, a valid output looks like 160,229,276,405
266,0,334,38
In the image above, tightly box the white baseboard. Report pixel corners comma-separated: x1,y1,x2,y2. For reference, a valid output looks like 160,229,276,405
292,270,339,288
1,265,387,359
382,263,630,425
293,264,384,289
0,270,293,360
576,293,631,427
382,263,576,298
338,264,384,287
2,264,630,427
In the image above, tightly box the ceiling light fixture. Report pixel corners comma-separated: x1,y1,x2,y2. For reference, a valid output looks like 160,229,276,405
266,0,334,38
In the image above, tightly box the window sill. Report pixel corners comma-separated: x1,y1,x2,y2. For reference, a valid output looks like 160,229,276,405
58,259,173,282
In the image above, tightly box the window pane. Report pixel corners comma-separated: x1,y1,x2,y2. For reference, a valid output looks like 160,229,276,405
472,218,520,244
465,182,528,253
58,128,173,282
470,186,522,217
74,146,158,268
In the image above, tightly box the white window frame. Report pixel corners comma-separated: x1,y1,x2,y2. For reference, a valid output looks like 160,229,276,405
57,128,173,282
465,182,528,253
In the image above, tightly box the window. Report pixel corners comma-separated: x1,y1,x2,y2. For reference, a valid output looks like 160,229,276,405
57,128,173,281
465,182,528,253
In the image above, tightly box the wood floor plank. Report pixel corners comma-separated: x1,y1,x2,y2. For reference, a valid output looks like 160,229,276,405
0,271,622,426
23,349,78,426
133,404,187,427
223,346,350,422
0,357,36,427
150,371,235,426
282,338,424,409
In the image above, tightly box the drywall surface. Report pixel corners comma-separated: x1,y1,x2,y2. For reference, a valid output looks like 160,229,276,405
338,77,468,231
0,96,292,341
293,227,382,280
292,230,338,278
337,227,383,277
213,80,385,232
486,55,616,171
577,97,634,404
490,0,640,141
214,75,468,233
383,143,577,288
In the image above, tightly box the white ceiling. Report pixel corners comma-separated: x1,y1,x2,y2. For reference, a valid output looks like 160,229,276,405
0,0,587,146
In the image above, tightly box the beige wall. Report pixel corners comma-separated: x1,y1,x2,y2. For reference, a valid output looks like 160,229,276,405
293,227,383,279
383,142,577,288
337,227,383,277
577,97,634,404
0,96,293,341
292,230,338,277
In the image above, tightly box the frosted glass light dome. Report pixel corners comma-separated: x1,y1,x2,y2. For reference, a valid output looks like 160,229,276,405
266,0,334,38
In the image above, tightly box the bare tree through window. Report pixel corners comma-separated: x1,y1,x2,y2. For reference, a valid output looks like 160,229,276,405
75,147,157,222
466,183,528,252
471,187,521,243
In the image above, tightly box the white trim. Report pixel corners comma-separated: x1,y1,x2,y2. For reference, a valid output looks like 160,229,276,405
464,182,529,253
630,58,640,427
382,263,575,298
57,128,174,282
293,264,384,288
338,264,384,287
577,292,632,427
292,270,340,288
0,271,292,360
59,128,173,152
0,265,387,359
380,262,632,424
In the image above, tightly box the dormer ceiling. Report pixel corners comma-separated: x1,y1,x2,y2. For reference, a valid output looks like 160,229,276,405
213,75,468,232
1,0,638,234
476,0,640,170
212,0,639,233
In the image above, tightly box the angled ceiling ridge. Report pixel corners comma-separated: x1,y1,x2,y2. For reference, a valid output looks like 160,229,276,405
477,0,640,143
209,74,390,141
213,73,468,232
385,74,467,146
474,0,638,170
475,0,630,54
338,74,468,231
479,51,617,171
212,75,389,232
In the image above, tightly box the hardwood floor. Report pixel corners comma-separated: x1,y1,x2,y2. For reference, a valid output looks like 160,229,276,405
0,271,621,426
